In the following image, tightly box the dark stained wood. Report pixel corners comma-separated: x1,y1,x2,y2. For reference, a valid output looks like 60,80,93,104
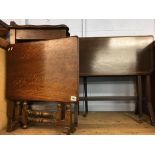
83,77,88,116
30,102,57,111
10,21,69,31
14,101,22,123
28,117,58,125
137,76,143,121
28,110,56,118
21,101,28,129
145,75,155,125
7,100,16,132
80,36,154,76
74,103,78,126
56,103,62,126
80,36,155,126
9,21,70,39
6,37,79,102
16,29,68,40
27,106,64,126
6,22,78,134
64,104,75,134
80,96,137,101
152,42,155,113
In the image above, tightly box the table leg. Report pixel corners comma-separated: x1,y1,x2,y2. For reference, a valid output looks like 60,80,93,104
145,75,155,125
63,104,75,134
83,77,88,117
15,101,22,124
137,76,143,122
21,101,28,129
61,103,65,120
74,102,78,127
7,100,16,132
56,103,62,126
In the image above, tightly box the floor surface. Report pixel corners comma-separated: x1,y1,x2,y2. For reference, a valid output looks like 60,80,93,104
1,112,155,135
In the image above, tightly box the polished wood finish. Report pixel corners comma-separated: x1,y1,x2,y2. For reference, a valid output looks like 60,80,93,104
14,101,21,123
137,76,143,121
27,103,64,126
6,37,79,102
64,104,75,134
79,36,155,125
80,96,137,101
16,29,68,40
6,21,78,134
80,36,154,76
21,101,28,129
74,103,78,126
83,77,88,116
152,42,155,114
9,21,70,41
7,101,16,132
145,75,155,125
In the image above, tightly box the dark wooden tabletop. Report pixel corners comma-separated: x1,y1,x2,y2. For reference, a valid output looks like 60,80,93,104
79,36,154,76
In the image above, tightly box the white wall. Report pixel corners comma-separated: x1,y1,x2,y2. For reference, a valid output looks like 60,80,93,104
3,19,155,111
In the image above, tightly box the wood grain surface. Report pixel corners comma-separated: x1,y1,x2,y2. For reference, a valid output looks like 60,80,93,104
80,36,154,76
6,37,79,102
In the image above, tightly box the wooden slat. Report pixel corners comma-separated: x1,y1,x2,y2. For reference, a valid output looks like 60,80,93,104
79,96,137,101
16,29,67,40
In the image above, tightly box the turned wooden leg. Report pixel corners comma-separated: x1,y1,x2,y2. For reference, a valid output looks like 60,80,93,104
145,75,155,125
78,102,80,115
56,103,62,126
15,101,22,124
61,103,65,120
21,101,28,129
7,100,16,132
83,77,88,117
137,76,143,122
63,104,74,134
134,76,138,115
74,103,78,127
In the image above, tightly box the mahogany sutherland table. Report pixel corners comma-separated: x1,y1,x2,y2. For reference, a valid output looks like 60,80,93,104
6,22,79,134
79,36,155,125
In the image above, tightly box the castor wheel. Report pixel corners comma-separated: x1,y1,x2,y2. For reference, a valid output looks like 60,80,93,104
63,127,71,135
70,126,76,133
22,125,28,129
82,113,87,117
137,119,143,123
74,122,78,127
151,121,155,126
7,120,16,132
